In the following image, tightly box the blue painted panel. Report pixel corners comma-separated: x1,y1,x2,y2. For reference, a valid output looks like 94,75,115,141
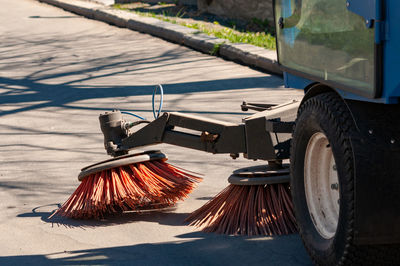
382,0,400,100
347,0,385,43
337,89,398,104
284,72,398,104
283,72,314,90
346,0,380,28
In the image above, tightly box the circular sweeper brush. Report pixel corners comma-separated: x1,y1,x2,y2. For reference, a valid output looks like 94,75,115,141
51,150,202,219
186,163,296,236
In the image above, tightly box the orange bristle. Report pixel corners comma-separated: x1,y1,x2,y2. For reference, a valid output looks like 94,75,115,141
185,184,296,236
51,160,202,219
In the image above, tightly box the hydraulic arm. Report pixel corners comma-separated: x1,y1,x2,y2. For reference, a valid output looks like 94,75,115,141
99,101,300,161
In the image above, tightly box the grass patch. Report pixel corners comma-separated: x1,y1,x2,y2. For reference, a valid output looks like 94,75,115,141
112,3,276,50
180,21,275,49
210,42,225,55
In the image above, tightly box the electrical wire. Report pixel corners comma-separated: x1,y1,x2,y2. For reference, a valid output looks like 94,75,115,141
121,111,146,120
152,84,164,119
120,84,164,121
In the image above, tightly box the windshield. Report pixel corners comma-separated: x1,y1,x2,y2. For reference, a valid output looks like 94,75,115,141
275,0,375,96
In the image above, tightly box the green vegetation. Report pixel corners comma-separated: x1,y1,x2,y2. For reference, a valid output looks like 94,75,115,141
182,21,275,49
210,42,224,55
112,4,276,50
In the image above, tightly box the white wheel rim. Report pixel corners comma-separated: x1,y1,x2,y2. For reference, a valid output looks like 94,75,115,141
304,132,340,239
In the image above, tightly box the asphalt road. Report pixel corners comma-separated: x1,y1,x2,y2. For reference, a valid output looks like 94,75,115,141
0,0,309,265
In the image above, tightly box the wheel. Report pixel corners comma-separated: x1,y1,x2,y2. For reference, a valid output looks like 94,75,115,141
290,92,400,265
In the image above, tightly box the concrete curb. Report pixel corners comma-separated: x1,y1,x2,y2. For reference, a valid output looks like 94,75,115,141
39,0,282,75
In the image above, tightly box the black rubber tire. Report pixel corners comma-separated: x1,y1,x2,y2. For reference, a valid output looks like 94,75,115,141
290,92,400,265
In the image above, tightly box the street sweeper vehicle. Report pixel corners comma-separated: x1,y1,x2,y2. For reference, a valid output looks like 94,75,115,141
52,0,400,265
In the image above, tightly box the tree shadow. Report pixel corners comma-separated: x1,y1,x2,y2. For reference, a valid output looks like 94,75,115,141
0,230,312,265
17,204,191,229
119,2,274,34
28,16,79,19
0,30,283,117
0,75,280,117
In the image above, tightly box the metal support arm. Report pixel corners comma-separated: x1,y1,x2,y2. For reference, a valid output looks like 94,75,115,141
122,112,247,154
100,101,300,160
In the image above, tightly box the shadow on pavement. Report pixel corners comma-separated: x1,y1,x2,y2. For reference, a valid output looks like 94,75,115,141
0,76,279,117
0,231,312,266
0,16,309,266
0,30,282,117
28,15,79,19
17,204,192,229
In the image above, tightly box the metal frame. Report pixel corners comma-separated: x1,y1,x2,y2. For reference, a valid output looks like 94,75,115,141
99,101,300,162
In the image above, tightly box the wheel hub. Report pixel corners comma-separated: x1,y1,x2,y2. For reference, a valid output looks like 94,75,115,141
304,132,340,239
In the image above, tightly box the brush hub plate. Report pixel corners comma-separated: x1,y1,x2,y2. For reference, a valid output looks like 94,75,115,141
228,164,290,185
78,150,166,181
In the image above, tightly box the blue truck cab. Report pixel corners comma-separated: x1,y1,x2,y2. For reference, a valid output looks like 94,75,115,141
274,1,400,264
276,0,400,104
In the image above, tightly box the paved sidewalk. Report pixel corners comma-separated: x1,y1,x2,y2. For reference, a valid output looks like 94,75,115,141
39,0,281,75
0,0,308,265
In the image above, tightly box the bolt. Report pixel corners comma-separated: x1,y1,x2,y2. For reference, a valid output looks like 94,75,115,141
368,129,373,135
346,2,350,7
391,139,395,144
333,165,337,171
331,183,339,190
366,20,369,24
230,153,239,160
278,17,284,29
